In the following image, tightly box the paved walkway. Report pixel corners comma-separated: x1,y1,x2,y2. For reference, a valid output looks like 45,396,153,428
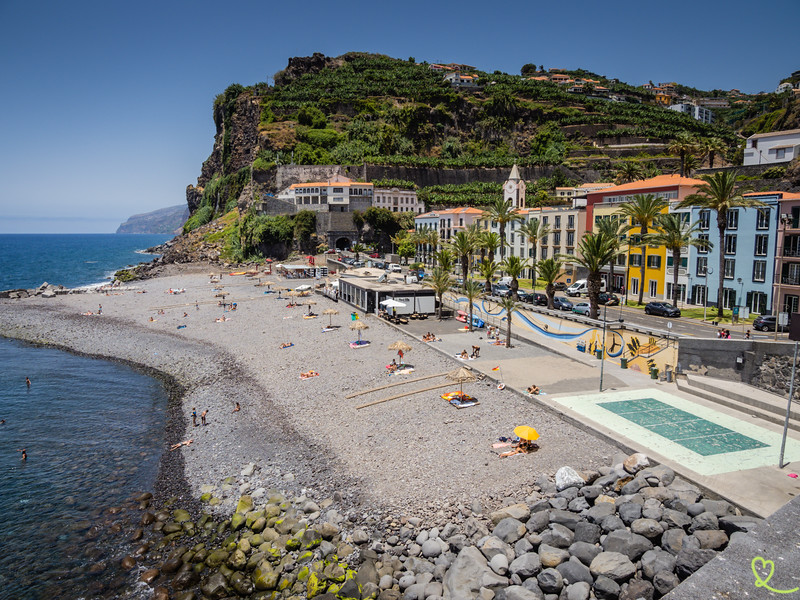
394,313,800,517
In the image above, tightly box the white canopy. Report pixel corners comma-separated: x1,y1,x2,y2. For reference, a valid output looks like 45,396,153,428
380,299,407,308
294,284,312,291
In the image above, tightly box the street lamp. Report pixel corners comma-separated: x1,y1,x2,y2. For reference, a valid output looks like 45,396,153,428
599,303,608,392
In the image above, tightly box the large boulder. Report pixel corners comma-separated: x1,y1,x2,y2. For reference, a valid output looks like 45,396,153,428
509,552,542,578
443,546,507,599
555,467,586,491
602,530,653,561
493,518,527,544
590,552,636,582
491,503,531,524
675,548,717,579
640,549,676,580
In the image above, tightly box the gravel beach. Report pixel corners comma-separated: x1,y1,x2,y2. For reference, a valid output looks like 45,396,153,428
0,263,620,522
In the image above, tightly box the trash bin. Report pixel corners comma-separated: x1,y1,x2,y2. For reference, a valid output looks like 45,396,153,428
620,357,628,369
650,367,659,380
595,349,603,360
576,342,586,353
666,370,673,383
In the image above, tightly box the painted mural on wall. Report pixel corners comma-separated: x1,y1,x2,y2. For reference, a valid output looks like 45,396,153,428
450,295,676,374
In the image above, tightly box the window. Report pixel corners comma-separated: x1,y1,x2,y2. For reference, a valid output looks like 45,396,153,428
333,187,344,193
542,217,548,225
724,234,737,255
566,248,574,255
616,254,626,266
722,288,737,309
697,257,708,276
567,232,575,246
630,254,642,267
724,258,736,279
753,260,767,282
699,210,710,230
649,280,657,297
647,255,661,269
755,235,769,256
554,232,561,244
747,291,768,314
692,285,707,306
698,234,709,253
510,233,514,244
541,248,548,259
568,215,575,229
777,148,786,160
541,235,549,245
757,208,771,230
555,216,561,228
666,256,688,267
727,209,739,230
631,278,639,296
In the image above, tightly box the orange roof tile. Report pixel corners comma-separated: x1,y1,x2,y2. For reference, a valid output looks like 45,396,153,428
744,191,800,200
590,174,704,195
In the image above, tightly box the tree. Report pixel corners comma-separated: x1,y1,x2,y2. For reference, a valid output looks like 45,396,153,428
481,198,523,263
566,233,617,319
614,162,644,185
521,63,538,76
683,154,700,177
498,296,520,348
450,230,477,285
668,132,698,177
390,230,409,255
351,243,366,261
617,194,669,305
293,210,317,253
477,231,502,264
462,279,485,332
645,214,712,305
478,259,499,294
397,241,416,265
435,248,454,273
423,228,440,265
537,258,564,309
701,137,727,169
501,256,529,300
677,171,764,318
424,267,453,320
596,216,629,293
518,218,550,284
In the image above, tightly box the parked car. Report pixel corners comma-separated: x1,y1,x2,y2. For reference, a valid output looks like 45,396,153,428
753,315,790,332
553,282,568,291
566,279,606,297
516,290,531,303
644,302,681,317
553,297,573,311
492,284,511,297
368,252,380,258
572,302,591,316
324,249,338,254
388,264,402,273
531,292,548,306
598,293,620,306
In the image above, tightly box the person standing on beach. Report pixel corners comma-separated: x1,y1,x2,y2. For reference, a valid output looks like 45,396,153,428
98,304,102,315
26,377,31,388
195,301,199,311
191,408,197,427
201,410,208,426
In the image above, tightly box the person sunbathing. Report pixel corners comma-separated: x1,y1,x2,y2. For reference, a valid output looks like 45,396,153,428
387,359,398,372
170,439,193,451
279,342,293,349
459,349,469,359
300,370,319,379
526,385,540,395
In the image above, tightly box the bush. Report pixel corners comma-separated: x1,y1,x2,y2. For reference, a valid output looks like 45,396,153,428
762,166,786,179
114,268,138,283
183,205,214,233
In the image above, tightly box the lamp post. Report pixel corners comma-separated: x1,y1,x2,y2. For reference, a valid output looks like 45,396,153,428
704,266,713,323
599,302,608,392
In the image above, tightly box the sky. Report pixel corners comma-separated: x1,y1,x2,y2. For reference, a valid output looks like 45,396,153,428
0,0,797,233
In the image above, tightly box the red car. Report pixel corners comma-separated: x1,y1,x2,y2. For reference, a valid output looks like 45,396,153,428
369,252,380,258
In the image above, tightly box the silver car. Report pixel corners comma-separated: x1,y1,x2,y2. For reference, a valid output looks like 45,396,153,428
572,302,591,316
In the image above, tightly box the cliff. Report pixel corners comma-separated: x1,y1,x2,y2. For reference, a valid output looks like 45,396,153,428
116,205,189,234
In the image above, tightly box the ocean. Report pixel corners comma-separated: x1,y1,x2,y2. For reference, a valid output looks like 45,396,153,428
0,234,173,599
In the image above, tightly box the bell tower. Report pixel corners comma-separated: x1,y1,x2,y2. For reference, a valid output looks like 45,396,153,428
503,164,526,209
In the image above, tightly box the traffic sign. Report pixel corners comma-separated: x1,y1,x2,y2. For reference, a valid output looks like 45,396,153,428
779,312,790,326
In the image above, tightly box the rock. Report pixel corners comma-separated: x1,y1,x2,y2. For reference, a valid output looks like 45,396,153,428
352,528,370,544
241,463,256,477
490,553,509,575
379,574,393,589
549,509,582,530
623,453,650,474
514,537,533,556
493,518,527,544
630,518,664,539
538,544,569,568
567,497,590,512
505,585,543,600
443,546,508,599
594,575,621,599
687,502,706,517
171,564,200,591
620,478,649,496
565,581,591,600
662,508,692,530
357,559,379,586
556,556,593,585
537,567,563,594
235,495,253,514
617,503,642,525
572,522,601,545
252,560,279,590
589,552,636,582
491,503,531,524
719,515,763,536
661,529,687,556
555,467,585,492
653,570,680,595
480,536,515,563
602,530,653,561
422,540,442,558
568,541,602,567
231,571,255,596
539,524,573,549
600,515,626,533
689,511,719,533
140,568,159,585
640,549,677,580
120,556,136,570
619,578,654,600
585,503,615,524
201,572,229,599
693,529,729,550
701,499,735,518
338,578,361,598
526,512,550,534
509,552,541,578
675,548,717,578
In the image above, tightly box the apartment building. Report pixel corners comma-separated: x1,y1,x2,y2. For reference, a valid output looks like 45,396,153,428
373,187,425,214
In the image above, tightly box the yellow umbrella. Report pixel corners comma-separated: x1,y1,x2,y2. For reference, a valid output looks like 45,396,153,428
514,426,540,442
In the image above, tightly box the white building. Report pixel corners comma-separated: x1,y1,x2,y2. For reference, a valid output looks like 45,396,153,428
414,207,484,242
776,82,794,94
373,188,425,214
277,175,373,212
669,103,715,124
743,129,800,166
443,72,479,88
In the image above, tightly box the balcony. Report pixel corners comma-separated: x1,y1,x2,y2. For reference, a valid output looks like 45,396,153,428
781,248,800,258
781,277,800,286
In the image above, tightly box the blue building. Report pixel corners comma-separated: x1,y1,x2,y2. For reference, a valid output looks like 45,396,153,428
686,198,779,315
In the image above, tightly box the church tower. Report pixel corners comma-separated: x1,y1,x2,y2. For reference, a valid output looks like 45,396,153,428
503,164,526,209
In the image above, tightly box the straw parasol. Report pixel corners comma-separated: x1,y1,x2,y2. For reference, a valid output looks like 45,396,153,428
349,320,369,342
446,366,477,397
305,300,317,305
323,308,339,327
388,340,412,362
513,425,540,442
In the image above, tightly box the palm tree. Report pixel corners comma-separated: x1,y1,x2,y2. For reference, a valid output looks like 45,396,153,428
518,218,551,283
596,216,629,293
677,171,764,318
683,154,700,177
390,230,409,255
701,137,727,169
424,228,440,265
435,248,454,273
645,214,713,305
478,259,499,294
668,132,698,177
566,233,617,319
501,256,529,301
617,194,669,305
481,198,523,262
462,279,485,333
351,243,366,261
498,296,520,348
538,257,564,309
477,231,502,264
424,267,453,320
614,162,644,185
450,230,477,285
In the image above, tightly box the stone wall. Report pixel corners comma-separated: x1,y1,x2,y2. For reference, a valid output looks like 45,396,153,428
750,353,800,400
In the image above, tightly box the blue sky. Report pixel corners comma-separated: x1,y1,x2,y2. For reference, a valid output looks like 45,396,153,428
0,0,797,233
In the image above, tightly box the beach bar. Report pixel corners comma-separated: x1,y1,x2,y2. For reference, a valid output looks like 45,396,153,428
337,274,435,315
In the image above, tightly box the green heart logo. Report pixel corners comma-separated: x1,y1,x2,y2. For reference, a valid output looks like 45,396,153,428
752,557,775,587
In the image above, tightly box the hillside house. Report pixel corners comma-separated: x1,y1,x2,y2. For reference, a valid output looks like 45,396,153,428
443,72,479,88
743,129,800,166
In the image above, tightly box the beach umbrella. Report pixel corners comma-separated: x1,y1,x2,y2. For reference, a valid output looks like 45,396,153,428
513,425,540,442
350,320,369,342
388,340,412,362
323,308,339,327
306,300,317,305
446,366,477,397
295,284,312,291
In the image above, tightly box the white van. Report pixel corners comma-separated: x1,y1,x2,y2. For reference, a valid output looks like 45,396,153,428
496,276,513,287
566,279,605,297
388,264,403,273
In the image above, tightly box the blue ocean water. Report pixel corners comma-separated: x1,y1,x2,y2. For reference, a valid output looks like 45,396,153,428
0,234,173,598
0,233,172,291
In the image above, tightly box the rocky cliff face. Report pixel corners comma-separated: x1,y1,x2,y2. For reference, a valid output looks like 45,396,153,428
116,205,189,234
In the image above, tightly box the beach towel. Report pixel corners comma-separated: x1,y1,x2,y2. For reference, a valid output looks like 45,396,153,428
321,327,335,333
349,341,371,349
177,325,187,329
299,371,319,380
492,442,512,449
303,315,317,319
490,340,506,346
279,343,294,349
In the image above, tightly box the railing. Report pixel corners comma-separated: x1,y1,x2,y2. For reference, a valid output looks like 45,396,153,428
781,277,800,286
781,248,800,257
